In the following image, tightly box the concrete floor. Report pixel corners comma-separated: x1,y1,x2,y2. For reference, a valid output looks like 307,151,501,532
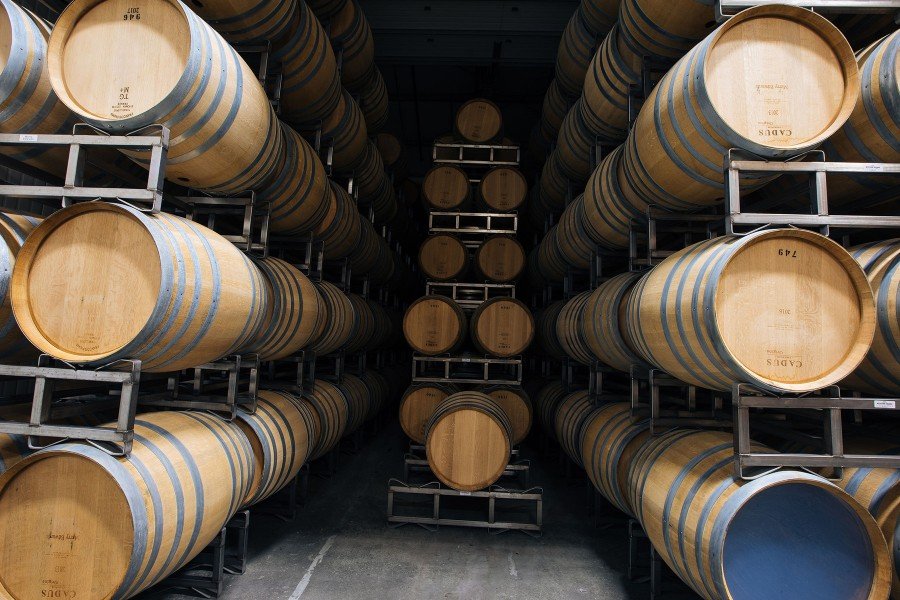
142,421,671,600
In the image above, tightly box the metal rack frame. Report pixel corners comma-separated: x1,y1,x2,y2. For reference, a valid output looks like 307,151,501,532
402,456,532,488
630,366,731,435
428,211,518,236
424,281,516,308
412,354,523,385
432,142,520,167
387,479,543,535
716,0,900,19
732,384,900,479
0,356,140,455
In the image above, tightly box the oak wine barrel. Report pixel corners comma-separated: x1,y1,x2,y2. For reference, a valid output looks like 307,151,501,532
478,166,527,212
474,235,525,283
555,97,597,182
275,0,342,124
306,0,346,19
842,240,900,397
555,194,595,270
0,0,78,176
358,67,389,133
470,297,534,357
556,291,594,365
403,295,467,355
581,272,646,372
319,90,368,173
422,165,471,210
305,379,349,460
537,300,567,359
454,99,503,143
329,0,375,91
308,281,355,356
581,144,639,250
627,429,892,600
533,380,569,432
0,213,40,362
580,402,649,516
337,372,371,435
236,390,317,506
617,0,715,61
343,293,375,354
0,411,254,600
625,229,875,393
263,123,333,235
418,234,468,281
12,202,268,372
360,369,390,421
537,151,569,212
484,386,532,446
315,182,362,259
532,227,568,283
348,220,395,284
553,389,593,466
425,391,512,491
621,5,859,212
375,132,409,181
579,0,619,37
398,382,458,444
537,78,576,150
822,31,900,203
187,0,295,44
581,24,641,145
0,433,28,476
833,439,900,598
555,7,600,97
48,0,284,193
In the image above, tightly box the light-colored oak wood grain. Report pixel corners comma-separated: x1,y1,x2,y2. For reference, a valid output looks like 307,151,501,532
474,235,525,283
403,295,466,355
471,297,534,357
419,234,468,281
398,383,457,444
478,166,527,212
454,99,502,143
422,165,471,210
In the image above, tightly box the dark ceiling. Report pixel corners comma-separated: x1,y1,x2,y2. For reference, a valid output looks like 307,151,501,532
361,0,578,174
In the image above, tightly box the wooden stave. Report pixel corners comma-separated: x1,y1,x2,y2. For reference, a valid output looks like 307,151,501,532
627,429,892,600
398,382,458,444
555,7,600,98
315,182,362,260
581,271,646,372
553,389,593,466
48,0,284,194
474,235,526,283
470,297,535,358
581,144,642,251
275,0,343,124
308,281,356,355
579,0,619,38
245,256,323,361
262,123,333,235
424,391,512,492
579,402,650,516
422,165,471,210
536,78,576,152
375,132,409,181
621,5,860,213
305,379,349,459
0,0,79,176
343,293,376,354
483,385,533,446
306,0,347,19
454,98,503,143
0,410,255,600
624,229,876,394
360,369,390,421
822,31,900,203
328,0,376,92
235,389,317,507
12,202,268,372
842,239,900,396
531,225,568,283
402,295,467,355
537,151,569,213
188,0,295,44
555,97,598,183
418,233,469,281
555,195,596,270
477,166,528,212
556,291,595,365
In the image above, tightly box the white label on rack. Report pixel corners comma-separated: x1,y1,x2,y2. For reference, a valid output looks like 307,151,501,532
863,164,884,172
873,400,895,409
458,491,472,496
18,134,37,142
461,358,471,363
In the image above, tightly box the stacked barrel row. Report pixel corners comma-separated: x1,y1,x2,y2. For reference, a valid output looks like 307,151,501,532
539,229,898,397
528,0,620,160
0,367,400,600
396,101,536,491
530,383,897,600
